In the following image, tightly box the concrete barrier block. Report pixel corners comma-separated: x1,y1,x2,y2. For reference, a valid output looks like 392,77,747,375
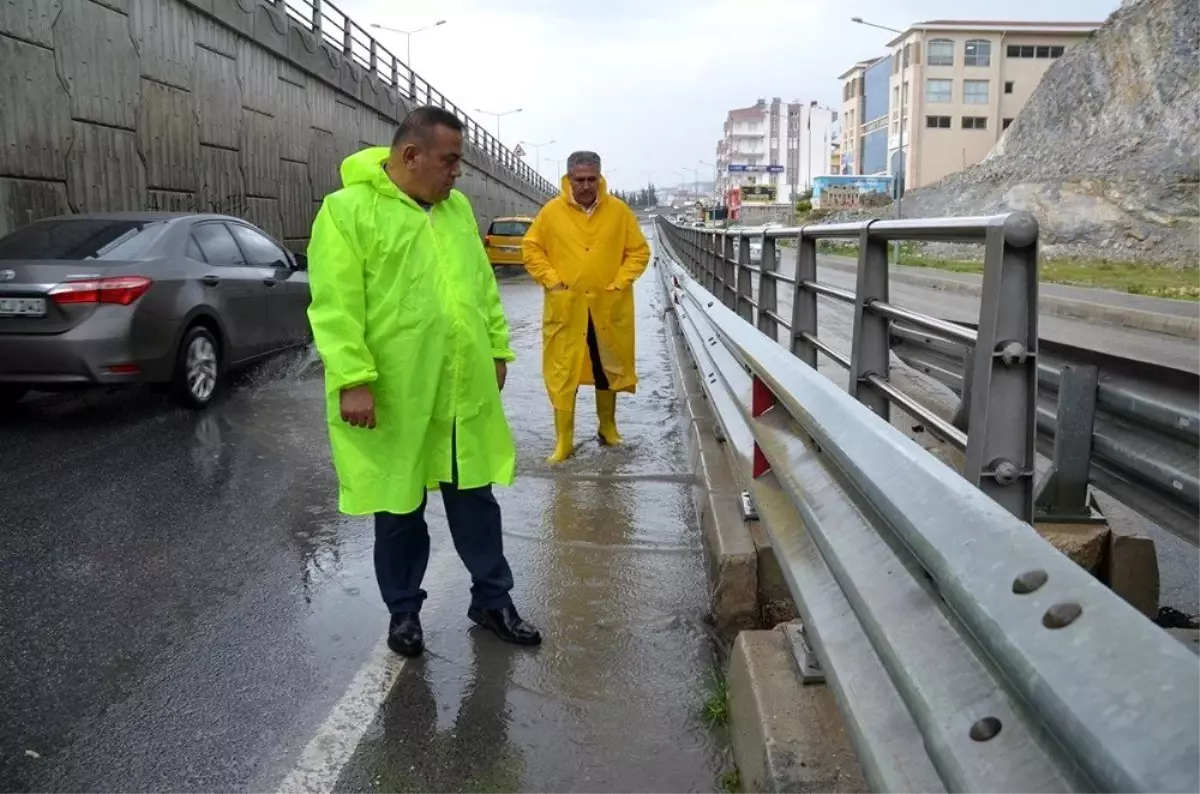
700,483,759,637
1102,530,1160,620
728,628,868,794
1033,521,1111,575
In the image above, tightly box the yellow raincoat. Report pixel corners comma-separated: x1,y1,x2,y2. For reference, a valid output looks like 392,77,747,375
521,176,650,410
306,147,517,516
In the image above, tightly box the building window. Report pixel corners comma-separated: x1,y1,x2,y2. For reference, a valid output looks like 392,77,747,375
1006,44,1067,58
902,42,911,68
927,38,954,66
963,80,990,104
926,115,952,129
925,78,952,103
964,39,992,67
1002,118,1014,130
962,116,988,130
893,85,899,107
1004,81,1014,94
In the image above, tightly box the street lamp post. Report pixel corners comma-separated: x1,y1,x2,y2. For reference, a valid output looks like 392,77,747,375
519,139,555,181
369,20,446,73
474,107,522,145
852,16,906,264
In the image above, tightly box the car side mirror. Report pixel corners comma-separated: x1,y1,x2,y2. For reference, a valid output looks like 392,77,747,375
291,253,308,271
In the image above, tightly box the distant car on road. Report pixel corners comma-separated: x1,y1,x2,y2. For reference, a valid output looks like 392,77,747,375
484,216,533,268
0,212,311,409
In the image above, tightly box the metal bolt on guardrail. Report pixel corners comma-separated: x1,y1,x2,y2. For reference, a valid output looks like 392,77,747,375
657,214,1041,523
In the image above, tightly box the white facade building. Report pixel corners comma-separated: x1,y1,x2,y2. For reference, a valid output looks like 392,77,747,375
715,98,837,204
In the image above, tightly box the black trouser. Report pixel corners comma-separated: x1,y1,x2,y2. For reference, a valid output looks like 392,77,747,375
373,439,514,614
586,312,609,390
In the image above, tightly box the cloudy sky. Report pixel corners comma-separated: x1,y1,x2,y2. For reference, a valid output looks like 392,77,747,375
336,0,1120,191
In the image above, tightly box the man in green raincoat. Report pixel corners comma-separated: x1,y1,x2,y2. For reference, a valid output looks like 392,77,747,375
306,106,541,657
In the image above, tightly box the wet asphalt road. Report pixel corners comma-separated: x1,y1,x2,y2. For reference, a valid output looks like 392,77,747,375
0,233,727,792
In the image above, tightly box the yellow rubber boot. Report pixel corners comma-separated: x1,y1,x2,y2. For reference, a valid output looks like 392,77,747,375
546,409,575,463
596,390,622,446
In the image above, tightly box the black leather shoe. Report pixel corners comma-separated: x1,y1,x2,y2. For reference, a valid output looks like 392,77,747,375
387,611,424,657
468,604,542,646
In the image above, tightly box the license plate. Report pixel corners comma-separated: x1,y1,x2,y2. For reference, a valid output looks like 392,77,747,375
0,297,46,317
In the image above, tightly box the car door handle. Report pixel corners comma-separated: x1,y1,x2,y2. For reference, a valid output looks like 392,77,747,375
263,277,277,287
201,275,220,286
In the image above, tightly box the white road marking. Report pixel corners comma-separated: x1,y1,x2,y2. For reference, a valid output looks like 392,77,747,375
274,641,406,794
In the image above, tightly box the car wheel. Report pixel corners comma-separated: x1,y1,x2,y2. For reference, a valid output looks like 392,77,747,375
172,326,221,410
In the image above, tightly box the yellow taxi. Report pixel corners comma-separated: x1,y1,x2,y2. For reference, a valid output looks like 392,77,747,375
484,216,534,268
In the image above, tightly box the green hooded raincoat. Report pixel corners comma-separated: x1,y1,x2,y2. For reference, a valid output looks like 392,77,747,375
307,146,517,516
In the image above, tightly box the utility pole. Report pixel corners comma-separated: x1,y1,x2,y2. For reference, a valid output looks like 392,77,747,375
852,16,907,264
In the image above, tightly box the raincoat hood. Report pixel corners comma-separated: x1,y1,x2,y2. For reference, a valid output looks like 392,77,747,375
340,146,393,191
560,174,609,210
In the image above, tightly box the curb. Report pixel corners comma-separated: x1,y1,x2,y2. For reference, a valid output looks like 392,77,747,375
656,260,760,637
727,628,868,793
819,256,1200,340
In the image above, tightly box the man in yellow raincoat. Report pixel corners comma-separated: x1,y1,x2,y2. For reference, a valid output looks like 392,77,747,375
306,106,541,657
521,151,650,463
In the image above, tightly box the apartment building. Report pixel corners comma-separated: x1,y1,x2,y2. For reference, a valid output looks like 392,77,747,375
714,98,836,203
840,20,1100,190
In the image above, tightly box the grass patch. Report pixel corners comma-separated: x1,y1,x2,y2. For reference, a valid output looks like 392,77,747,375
815,241,1200,300
720,768,741,792
702,668,730,729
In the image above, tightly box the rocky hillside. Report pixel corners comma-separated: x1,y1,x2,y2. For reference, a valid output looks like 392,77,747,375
902,0,1199,264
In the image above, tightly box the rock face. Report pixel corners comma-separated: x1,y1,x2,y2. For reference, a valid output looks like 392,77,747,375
902,0,1200,264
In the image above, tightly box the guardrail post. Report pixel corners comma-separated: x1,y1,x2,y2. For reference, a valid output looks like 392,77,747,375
790,228,818,368
722,235,737,310
704,233,718,293
700,232,711,286
751,376,776,478
757,236,778,341
1034,365,1104,522
736,234,754,324
342,21,352,56
311,0,323,35
963,214,1039,523
848,223,890,420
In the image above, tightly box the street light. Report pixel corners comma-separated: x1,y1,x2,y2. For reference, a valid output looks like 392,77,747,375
474,107,522,144
852,16,906,264
519,139,555,180
369,20,446,72
699,160,716,198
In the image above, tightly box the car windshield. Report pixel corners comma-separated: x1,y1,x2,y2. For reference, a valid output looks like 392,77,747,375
0,219,171,261
489,221,530,237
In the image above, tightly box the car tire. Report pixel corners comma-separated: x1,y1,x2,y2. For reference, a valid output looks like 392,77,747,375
172,326,222,410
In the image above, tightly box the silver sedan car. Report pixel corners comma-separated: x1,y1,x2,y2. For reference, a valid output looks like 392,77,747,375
0,212,311,409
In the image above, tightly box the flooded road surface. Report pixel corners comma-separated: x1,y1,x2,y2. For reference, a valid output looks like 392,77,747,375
0,233,727,792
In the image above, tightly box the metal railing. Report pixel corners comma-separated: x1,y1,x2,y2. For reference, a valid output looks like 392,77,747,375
658,214,1040,523
264,0,557,200
652,229,1200,793
893,328,1200,544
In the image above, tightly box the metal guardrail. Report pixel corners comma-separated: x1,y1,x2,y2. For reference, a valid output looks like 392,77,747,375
267,0,557,199
652,233,1200,793
893,328,1200,545
658,214,1041,523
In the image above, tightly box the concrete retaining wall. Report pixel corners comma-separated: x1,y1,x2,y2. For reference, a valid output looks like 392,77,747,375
0,0,551,247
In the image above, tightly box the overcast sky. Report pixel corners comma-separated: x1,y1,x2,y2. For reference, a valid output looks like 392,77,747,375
336,0,1120,192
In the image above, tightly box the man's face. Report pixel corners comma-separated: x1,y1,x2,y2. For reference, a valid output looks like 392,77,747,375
568,164,600,207
397,124,463,203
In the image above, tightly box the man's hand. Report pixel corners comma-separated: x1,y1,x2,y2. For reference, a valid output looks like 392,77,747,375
549,282,568,291
495,359,508,391
605,283,621,292
340,384,376,428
